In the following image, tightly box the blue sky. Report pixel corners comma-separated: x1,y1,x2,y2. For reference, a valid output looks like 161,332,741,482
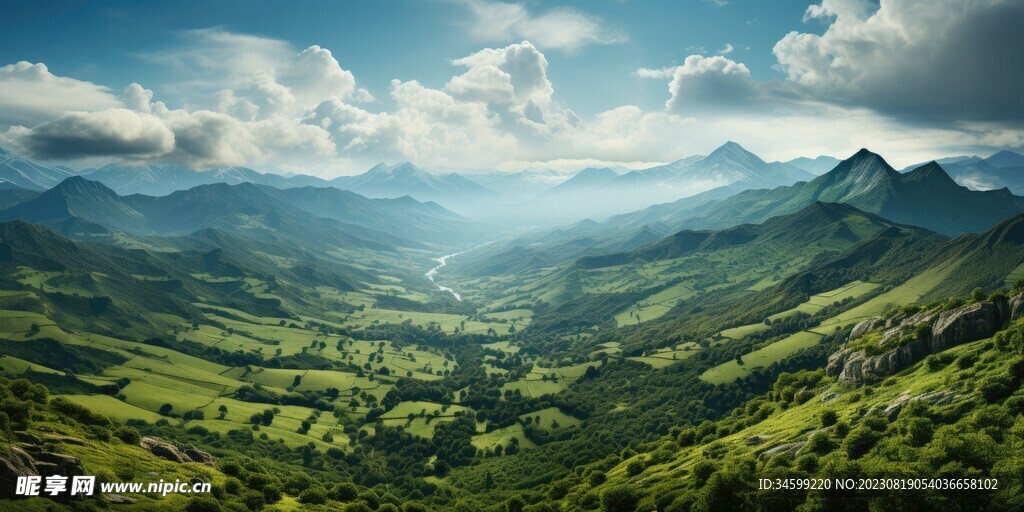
1,0,815,115
0,0,1021,175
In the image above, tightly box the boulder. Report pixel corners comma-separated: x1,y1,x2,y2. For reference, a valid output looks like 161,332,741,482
850,317,883,340
1010,292,1024,321
184,448,217,468
834,337,930,385
931,299,1008,352
829,297,1013,386
0,446,39,498
760,442,805,460
882,390,961,419
140,437,191,464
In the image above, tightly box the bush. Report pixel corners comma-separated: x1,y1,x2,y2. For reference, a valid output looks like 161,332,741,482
299,486,329,505
186,496,222,512
331,482,359,502
601,485,640,512
844,427,880,459
113,425,141,445
820,410,838,427
345,504,373,512
626,459,646,476
980,374,1014,403
692,460,716,487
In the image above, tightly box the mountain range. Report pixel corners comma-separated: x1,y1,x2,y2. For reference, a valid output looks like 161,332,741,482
681,149,1024,236
900,150,1024,194
0,177,480,254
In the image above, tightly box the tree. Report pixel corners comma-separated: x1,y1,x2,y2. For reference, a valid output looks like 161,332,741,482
330,482,359,502
299,486,329,505
821,410,838,427
217,404,228,419
601,485,640,512
158,403,173,416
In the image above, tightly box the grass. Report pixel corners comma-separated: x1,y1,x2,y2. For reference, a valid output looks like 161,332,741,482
472,424,535,451
701,330,825,385
518,407,581,429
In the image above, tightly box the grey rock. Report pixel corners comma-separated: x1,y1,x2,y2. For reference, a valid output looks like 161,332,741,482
850,317,883,340
0,446,39,498
883,390,961,419
184,448,217,468
1009,292,1024,321
760,442,805,460
105,494,138,504
931,298,1008,352
140,437,192,464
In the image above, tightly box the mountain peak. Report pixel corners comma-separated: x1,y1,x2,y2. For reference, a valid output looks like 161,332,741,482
985,150,1024,168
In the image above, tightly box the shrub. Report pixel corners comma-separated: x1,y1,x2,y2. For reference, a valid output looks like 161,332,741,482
601,485,640,512
113,425,141,445
626,459,646,476
299,486,329,505
692,460,716,487
844,427,880,459
185,496,222,512
331,482,359,502
820,410,838,427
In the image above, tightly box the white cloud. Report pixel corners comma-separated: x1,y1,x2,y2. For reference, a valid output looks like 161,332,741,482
774,0,1024,123
0,62,122,128
665,55,759,115
718,43,734,55
633,67,675,79
457,0,627,53
449,42,553,106
9,108,174,160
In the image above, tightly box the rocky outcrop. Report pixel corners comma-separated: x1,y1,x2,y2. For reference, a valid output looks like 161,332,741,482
184,448,217,468
828,337,930,386
828,293,1023,385
140,437,191,463
0,444,85,500
0,446,39,499
140,437,216,467
931,299,1009,351
881,390,961,419
760,442,805,460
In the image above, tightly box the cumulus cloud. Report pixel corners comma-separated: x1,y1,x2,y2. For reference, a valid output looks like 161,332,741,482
717,43,734,55
448,42,553,106
11,109,175,160
145,28,359,118
774,0,1024,123
665,55,760,115
457,0,627,53
0,62,122,128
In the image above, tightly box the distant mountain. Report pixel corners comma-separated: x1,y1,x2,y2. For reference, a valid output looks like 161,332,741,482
684,149,1024,236
257,185,483,245
330,162,500,210
504,142,815,225
80,163,329,196
783,155,842,176
0,147,75,191
461,168,570,201
986,150,1024,168
0,177,412,254
537,167,619,197
904,150,1024,194
0,183,40,210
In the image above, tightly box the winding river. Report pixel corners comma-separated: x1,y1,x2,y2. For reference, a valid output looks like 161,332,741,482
426,242,493,301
